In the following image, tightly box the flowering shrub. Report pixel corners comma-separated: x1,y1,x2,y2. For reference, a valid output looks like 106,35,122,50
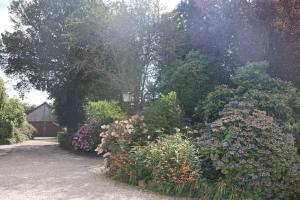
135,133,203,196
98,123,204,197
72,124,94,151
197,62,300,152
96,115,150,156
198,102,300,199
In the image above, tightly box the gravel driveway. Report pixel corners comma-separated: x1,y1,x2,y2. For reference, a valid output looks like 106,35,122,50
0,138,176,200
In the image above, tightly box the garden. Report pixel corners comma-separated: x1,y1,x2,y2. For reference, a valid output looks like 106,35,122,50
1,0,300,199
59,60,300,200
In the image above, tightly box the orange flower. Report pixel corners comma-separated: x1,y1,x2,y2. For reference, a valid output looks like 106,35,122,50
188,176,194,183
200,195,207,200
180,165,191,174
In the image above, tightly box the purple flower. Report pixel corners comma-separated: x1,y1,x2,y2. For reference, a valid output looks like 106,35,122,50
72,124,94,152
229,150,235,156
221,141,229,148
229,100,239,106
251,175,258,181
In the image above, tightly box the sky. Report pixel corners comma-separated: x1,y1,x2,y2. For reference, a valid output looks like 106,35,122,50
0,0,181,106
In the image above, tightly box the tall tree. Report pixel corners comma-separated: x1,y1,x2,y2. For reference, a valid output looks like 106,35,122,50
0,0,164,130
0,0,116,130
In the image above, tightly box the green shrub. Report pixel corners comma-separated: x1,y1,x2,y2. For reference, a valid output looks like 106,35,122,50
161,51,224,115
84,100,126,124
2,99,26,127
14,122,36,143
198,102,300,199
197,61,300,151
144,92,182,134
58,132,74,150
0,79,32,145
104,132,204,197
135,133,203,196
196,85,236,122
0,119,14,144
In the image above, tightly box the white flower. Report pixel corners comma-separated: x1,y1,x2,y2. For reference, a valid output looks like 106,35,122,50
101,125,110,129
103,152,111,158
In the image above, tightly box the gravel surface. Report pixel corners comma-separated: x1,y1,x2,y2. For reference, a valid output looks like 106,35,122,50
0,138,177,200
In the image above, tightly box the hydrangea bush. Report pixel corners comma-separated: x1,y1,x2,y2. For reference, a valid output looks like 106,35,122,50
198,102,300,199
96,115,149,156
72,124,94,151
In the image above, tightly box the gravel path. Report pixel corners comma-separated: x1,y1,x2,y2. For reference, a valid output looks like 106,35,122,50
0,138,177,200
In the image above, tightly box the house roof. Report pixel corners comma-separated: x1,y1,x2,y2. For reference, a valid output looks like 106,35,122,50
27,102,54,122
28,102,52,115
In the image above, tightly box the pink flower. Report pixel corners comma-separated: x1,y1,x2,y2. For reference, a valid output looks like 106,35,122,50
126,124,133,129
111,131,119,137
131,114,140,120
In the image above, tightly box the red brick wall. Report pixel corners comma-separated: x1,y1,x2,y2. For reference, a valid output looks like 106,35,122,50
30,122,63,137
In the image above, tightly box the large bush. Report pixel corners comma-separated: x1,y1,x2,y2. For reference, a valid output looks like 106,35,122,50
99,129,204,197
58,132,74,150
198,62,300,151
161,51,224,115
96,115,149,156
14,122,36,143
0,79,32,144
196,85,236,122
144,92,182,134
2,99,26,127
65,100,127,152
198,102,300,199
131,133,203,196
84,100,126,124
0,119,14,144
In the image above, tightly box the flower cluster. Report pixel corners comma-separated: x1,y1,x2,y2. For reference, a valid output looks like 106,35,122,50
161,163,199,185
72,124,94,151
198,102,299,198
95,115,144,155
110,155,133,175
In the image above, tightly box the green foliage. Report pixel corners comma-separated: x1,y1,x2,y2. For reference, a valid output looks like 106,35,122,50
198,102,300,199
133,133,203,196
58,132,74,151
0,79,33,144
144,92,182,134
0,120,14,144
84,101,126,124
232,61,293,93
2,99,26,127
197,85,236,122
198,62,300,151
14,122,36,143
105,132,204,197
0,78,6,110
161,51,224,115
